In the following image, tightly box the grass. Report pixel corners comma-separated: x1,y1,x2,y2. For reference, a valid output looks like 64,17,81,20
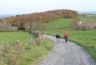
0,16,96,65
79,16,96,22
44,18,73,29
0,32,54,65
69,30,96,59
44,17,96,59
0,32,34,45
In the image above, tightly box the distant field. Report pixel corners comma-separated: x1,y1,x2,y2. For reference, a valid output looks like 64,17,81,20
44,17,96,59
79,16,96,22
0,32,33,45
44,18,73,29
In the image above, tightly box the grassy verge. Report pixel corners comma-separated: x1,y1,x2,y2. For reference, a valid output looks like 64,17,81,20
69,30,96,59
0,39,54,65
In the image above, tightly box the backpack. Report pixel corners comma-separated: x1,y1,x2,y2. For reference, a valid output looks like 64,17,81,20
64,33,68,38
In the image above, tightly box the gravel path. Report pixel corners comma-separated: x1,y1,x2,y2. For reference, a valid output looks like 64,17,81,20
38,35,96,65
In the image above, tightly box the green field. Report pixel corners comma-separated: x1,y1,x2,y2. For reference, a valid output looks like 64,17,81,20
44,18,73,29
79,15,96,22
69,30,96,59
0,32,34,45
0,32,54,65
44,17,96,59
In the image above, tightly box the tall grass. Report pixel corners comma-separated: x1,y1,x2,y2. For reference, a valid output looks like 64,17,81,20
0,39,54,65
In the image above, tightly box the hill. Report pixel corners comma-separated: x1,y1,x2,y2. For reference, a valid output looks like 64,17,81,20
0,9,78,31
44,18,73,29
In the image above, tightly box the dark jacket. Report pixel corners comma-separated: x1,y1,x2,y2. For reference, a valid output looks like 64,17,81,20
56,34,61,38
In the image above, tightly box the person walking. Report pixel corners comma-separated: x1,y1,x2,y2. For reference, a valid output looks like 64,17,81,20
55,33,61,41
64,32,69,43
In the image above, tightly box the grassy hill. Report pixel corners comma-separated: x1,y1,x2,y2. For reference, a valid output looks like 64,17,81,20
44,17,96,59
0,16,96,65
44,18,73,29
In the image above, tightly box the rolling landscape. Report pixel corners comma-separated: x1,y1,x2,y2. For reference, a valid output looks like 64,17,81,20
0,9,96,65
0,0,96,65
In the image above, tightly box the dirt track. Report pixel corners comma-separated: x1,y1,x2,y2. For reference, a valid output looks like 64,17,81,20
38,35,96,65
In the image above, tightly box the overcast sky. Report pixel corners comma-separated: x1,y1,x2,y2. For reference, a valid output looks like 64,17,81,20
0,0,96,15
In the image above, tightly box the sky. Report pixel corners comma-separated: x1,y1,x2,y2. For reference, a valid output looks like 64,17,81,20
0,0,96,15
